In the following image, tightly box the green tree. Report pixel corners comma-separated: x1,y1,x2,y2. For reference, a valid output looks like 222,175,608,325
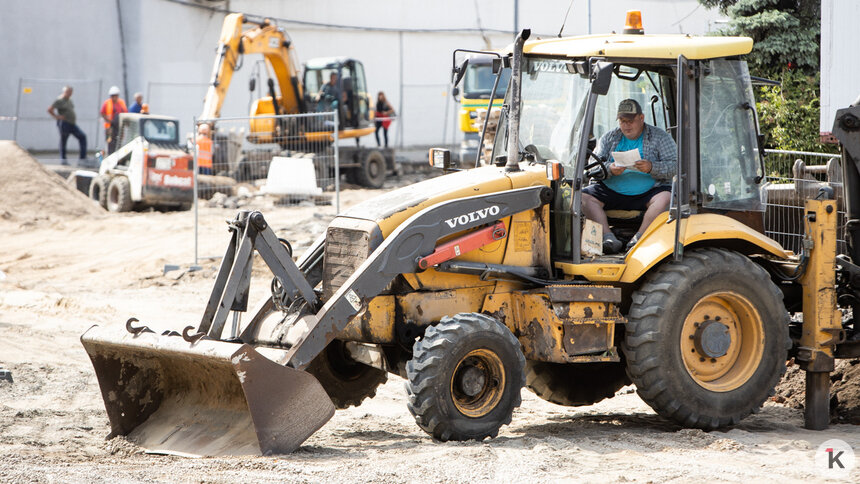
699,0,830,152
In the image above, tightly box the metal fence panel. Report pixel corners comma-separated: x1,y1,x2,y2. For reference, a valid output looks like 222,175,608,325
763,149,844,254
193,112,340,262
14,77,103,154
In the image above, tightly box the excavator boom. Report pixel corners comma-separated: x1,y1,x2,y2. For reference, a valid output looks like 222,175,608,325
200,13,304,121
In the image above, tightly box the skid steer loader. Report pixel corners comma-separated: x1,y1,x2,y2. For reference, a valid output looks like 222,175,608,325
82,14,860,456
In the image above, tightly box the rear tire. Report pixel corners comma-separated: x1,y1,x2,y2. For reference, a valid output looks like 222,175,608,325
304,340,387,409
406,313,524,441
353,150,386,188
106,176,133,212
89,174,110,209
525,361,630,406
623,248,789,429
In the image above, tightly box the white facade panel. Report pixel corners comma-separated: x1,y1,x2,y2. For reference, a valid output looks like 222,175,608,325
2,0,722,151
820,0,860,135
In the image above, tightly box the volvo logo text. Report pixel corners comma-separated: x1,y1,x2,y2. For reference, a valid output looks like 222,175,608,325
444,205,500,229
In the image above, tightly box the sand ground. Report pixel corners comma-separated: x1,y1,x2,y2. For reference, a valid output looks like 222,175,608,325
0,141,857,483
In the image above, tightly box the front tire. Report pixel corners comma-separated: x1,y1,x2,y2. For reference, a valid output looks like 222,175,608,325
352,150,386,188
106,176,133,212
623,248,789,429
89,174,110,209
304,340,388,409
406,313,525,441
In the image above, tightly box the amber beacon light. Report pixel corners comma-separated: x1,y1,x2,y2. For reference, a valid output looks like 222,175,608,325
623,10,644,34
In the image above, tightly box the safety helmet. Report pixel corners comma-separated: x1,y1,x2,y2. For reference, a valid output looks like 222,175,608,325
108,86,120,96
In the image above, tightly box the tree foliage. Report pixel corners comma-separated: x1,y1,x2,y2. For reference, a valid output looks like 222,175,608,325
699,0,830,152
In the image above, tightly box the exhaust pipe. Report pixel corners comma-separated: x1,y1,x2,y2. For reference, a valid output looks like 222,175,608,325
505,29,531,173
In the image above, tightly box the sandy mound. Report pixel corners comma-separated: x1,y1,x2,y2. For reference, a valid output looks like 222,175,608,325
0,141,103,221
774,358,860,424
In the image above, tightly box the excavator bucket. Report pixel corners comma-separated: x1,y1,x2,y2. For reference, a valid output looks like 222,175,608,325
81,324,334,456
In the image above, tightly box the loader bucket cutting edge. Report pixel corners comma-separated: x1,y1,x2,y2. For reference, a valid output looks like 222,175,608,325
80,325,335,456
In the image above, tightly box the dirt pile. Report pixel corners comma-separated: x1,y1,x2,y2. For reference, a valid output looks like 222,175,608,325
774,358,860,424
0,141,103,221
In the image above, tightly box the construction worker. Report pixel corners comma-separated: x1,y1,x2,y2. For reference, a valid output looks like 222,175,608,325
100,86,127,154
47,86,87,165
196,124,213,175
129,92,144,113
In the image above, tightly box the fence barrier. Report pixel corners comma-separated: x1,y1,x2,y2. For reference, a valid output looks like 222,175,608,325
763,149,844,254
192,112,340,263
14,77,103,156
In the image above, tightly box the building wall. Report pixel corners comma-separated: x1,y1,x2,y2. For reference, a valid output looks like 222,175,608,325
1,0,723,151
820,0,859,135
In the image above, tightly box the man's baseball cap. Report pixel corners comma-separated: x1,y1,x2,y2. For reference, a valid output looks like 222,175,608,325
617,99,642,118
108,86,120,96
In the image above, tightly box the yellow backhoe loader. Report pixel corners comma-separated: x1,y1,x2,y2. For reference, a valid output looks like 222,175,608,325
82,13,858,456
202,13,393,187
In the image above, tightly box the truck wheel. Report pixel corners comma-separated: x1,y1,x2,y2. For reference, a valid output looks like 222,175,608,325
623,248,789,429
406,313,525,441
353,150,386,188
106,176,133,213
305,340,387,409
89,175,110,209
525,361,630,406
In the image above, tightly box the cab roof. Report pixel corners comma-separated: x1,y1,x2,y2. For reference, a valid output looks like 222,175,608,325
521,33,753,61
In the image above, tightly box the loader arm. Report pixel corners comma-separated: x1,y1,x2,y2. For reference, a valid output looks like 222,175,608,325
283,184,553,369
200,13,305,121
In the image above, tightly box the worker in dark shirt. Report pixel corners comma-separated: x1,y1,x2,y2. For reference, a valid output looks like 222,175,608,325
47,86,87,164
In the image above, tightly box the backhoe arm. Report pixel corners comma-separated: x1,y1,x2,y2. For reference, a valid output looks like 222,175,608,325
200,13,305,121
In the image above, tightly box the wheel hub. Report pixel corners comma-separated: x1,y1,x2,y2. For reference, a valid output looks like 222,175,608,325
457,364,487,397
449,349,505,418
680,291,765,392
693,320,731,358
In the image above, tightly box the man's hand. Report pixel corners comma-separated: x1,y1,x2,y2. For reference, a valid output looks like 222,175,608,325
609,163,625,176
634,160,652,173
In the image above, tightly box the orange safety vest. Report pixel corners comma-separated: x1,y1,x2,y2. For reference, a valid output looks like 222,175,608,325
101,98,128,128
196,137,213,168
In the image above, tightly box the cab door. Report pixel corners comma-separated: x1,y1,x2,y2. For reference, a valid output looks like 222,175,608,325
342,60,370,128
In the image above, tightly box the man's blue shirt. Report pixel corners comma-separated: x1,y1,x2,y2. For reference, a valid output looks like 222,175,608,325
603,132,655,195
594,124,678,193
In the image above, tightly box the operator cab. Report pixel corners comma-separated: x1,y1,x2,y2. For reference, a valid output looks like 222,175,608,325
303,57,371,130
486,28,765,264
117,114,180,147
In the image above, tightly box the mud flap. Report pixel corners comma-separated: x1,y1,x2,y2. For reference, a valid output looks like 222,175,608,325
81,325,334,456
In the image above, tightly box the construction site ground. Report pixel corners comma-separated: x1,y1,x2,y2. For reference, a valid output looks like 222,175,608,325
1,141,858,483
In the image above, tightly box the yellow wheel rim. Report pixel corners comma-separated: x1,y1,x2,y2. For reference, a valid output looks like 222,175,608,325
680,291,764,392
449,348,505,418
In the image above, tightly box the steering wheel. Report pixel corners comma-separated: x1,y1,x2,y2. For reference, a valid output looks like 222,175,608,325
583,149,609,180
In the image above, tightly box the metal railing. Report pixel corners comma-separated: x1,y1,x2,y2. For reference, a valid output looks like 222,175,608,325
762,149,844,254
192,112,340,263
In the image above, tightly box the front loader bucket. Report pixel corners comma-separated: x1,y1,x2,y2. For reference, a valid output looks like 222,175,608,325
81,325,334,456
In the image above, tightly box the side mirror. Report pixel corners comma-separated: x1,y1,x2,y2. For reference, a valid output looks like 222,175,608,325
452,86,460,99
249,78,256,92
590,62,614,96
452,58,469,87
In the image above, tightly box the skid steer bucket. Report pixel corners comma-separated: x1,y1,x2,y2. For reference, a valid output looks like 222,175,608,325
81,324,334,456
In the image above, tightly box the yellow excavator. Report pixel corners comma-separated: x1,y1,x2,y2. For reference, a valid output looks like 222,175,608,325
82,12,858,456
201,13,393,187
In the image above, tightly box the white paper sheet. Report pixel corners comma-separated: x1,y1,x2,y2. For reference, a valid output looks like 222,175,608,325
610,149,641,167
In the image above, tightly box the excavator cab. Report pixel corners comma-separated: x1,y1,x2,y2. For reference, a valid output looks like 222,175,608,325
303,57,371,130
